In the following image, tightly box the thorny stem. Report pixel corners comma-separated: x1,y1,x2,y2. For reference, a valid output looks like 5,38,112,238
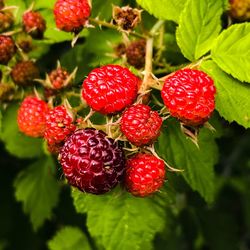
139,20,165,94
89,17,147,39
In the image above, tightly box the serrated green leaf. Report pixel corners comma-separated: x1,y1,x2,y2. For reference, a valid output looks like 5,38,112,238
176,0,223,61
201,60,250,128
136,0,188,23
0,104,43,159
48,226,91,250
14,157,60,230
156,120,218,203
72,188,168,250
211,23,250,83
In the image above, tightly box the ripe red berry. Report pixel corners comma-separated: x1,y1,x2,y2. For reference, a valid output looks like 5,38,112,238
82,65,139,114
120,104,162,146
49,67,70,89
44,105,76,145
0,35,16,65
17,96,49,137
125,153,165,197
54,0,91,33
59,128,126,194
161,69,216,126
22,11,46,39
11,61,39,86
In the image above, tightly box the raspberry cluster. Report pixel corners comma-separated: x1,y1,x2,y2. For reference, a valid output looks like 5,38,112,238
4,1,216,198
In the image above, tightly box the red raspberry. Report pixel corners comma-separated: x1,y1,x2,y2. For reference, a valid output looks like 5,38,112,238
125,153,165,197
59,128,125,194
11,61,39,86
17,96,49,137
0,35,16,65
120,104,162,146
49,67,70,89
82,65,139,114
161,69,216,126
22,11,46,39
54,0,91,33
0,10,14,32
44,105,76,145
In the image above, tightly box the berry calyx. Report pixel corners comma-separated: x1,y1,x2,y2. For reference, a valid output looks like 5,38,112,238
17,96,49,137
161,69,216,126
125,153,166,197
54,0,91,33
22,11,46,39
0,35,16,65
59,128,126,194
112,6,141,31
44,105,76,145
0,9,14,32
49,67,70,89
11,61,39,86
126,39,146,69
82,65,139,114
120,104,162,146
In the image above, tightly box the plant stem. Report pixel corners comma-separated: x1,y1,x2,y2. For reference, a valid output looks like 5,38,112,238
139,20,165,93
89,18,147,39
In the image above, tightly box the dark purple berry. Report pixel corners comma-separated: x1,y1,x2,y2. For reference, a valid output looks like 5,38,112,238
59,128,126,194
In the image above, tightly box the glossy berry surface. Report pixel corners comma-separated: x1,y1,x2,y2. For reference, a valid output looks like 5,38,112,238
22,11,46,39
17,96,49,137
161,69,216,126
120,104,162,146
125,153,165,197
49,67,70,89
54,0,91,33
82,65,139,114
11,61,39,86
59,128,126,194
44,106,76,145
0,35,16,65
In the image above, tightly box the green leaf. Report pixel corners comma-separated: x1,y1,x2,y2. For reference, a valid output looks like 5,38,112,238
92,0,121,20
211,23,250,83
72,188,168,250
48,226,91,250
176,0,223,61
201,60,250,128
0,104,43,159
136,0,188,23
61,29,121,82
14,157,60,230
156,120,218,203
